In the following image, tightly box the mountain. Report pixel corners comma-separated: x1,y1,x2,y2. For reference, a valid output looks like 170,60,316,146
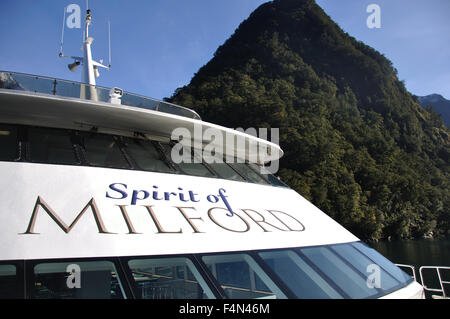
418,94,450,127
169,0,450,241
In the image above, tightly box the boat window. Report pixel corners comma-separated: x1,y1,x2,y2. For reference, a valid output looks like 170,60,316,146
30,260,125,299
79,132,130,169
266,174,289,187
7,242,412,299
203,154,245,182
258,250,343,299
228,163,269,185
161,143,215,178
0,264,21,299
201,253,286,299
0,124,18,161
121,137,173,173
299,246,378,298
0,123,289,188
28,127,79,165
330,243,399,291
127,257,215,299
351,242,412,284
248,163,289,187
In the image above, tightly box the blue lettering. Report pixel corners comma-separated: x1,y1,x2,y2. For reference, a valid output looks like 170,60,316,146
218,188,234,217
131,190,150,205
152,186,163,200
178,187,189,202
164,192,177,201
189,190,200,202
106,183,128,200
106,183,213,206
207,194,219,203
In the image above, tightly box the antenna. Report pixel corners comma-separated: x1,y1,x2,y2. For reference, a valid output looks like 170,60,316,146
108,20,111,68
58,2,111,86
59,6,66,57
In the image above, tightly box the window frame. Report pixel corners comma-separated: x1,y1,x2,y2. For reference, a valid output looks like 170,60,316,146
76,131,133,170
296,246,377,298
24,256,134,299
119,254,225,299
198,251,291,299
227,162,270,185
119,136,178,174
0,241,414,299
294,243,413,298
25,126,82,166
0,124,24,162
0,123,290,188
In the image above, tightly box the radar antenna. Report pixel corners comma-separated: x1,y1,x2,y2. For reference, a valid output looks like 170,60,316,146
58,1,111,86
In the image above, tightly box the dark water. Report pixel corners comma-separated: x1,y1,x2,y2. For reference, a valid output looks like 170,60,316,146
370,239,450,267
370,239,450,297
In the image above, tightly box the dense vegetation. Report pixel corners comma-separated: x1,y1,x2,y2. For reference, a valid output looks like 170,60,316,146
169,0,449,241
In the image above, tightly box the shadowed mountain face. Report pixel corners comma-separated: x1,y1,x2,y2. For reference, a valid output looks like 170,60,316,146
169,0,449,240
418,94,450,127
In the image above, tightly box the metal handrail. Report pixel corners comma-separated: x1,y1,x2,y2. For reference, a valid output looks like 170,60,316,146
0,70,201,120
419,266,450,298
395,264,417,282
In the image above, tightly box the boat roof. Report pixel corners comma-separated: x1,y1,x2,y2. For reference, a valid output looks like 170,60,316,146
0,71,283,162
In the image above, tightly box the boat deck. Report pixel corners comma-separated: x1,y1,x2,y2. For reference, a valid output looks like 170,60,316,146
0,71,201,120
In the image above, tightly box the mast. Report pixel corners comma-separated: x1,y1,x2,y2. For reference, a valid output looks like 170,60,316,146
82,9,96,85
59,2,111,98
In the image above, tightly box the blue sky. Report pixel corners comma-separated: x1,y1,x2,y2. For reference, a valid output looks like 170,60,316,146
0,0,449,100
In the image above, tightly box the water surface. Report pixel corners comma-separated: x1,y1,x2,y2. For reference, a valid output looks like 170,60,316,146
370,239,450,297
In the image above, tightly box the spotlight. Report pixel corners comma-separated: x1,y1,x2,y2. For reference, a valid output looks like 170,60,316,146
68,61,81,72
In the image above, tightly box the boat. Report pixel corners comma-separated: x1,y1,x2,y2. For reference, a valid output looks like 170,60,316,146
0,5,425,299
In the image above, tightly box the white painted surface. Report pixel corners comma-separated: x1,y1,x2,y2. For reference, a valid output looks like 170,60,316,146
0,162,358,261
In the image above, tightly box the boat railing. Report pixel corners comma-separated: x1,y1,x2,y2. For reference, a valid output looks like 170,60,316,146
0,70,201,120
395,264,417,282
396,264,450,299
419,266,450,299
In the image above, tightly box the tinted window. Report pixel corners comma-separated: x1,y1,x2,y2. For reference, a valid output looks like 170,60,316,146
351,242,412,284
28,127,79,165
80,133,129,168
300,246,378,298
259,250,343,299
127,257,214,299
0,264,21,298
202,253,286,299
10,242,412,299
31,260,125,299
330,244,399,291
248,163,289,187
203,154,245,182
122,137,173,173
265,174,289,187
0,124,289,188
161,144,215,177
228,163,269,185
0,124,18,161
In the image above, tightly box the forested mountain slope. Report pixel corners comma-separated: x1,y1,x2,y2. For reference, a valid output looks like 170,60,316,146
169,0,449,240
